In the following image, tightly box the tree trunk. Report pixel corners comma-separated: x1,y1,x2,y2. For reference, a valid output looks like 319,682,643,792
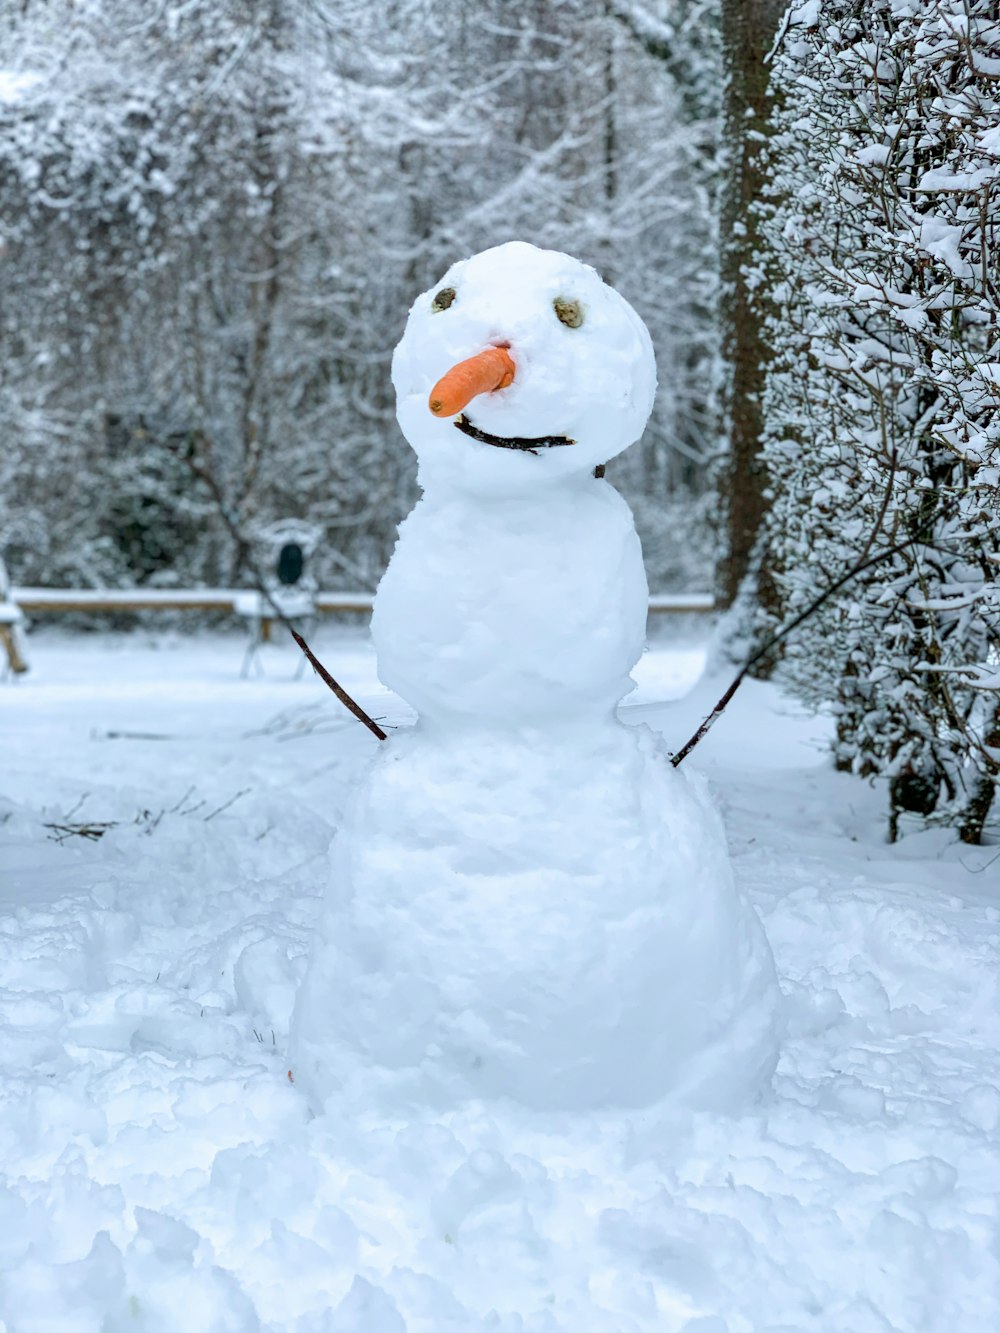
960,703,1000,846
716,0,786,613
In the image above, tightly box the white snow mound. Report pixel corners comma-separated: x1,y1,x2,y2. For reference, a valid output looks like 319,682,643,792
292,724,781,1111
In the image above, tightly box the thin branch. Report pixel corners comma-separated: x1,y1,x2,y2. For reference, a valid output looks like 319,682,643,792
290,629,387,742
671,527,957,768
174,432,384,741
203,787,251,822
44,821,117,842
764,5,793,66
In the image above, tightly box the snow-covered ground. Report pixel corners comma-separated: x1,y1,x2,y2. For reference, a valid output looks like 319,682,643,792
2,627,998,1332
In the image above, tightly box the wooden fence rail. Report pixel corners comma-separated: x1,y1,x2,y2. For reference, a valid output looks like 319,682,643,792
12,587,715,617
3,587,715,675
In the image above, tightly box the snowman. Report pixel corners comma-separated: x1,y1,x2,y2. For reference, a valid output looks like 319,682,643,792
290,241,781,1112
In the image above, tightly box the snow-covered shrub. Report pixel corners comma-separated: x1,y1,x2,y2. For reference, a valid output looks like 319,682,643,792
760,0,1000,841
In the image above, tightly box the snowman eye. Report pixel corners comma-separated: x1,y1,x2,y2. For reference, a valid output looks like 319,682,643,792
432,287,456,312
553,297,583,328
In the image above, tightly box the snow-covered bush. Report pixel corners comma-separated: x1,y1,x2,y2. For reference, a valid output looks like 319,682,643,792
760,0,1000,841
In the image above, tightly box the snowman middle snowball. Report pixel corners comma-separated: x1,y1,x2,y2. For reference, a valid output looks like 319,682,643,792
290,242,782,1112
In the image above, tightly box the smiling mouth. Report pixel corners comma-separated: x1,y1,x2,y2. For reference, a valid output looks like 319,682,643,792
454,413,574,455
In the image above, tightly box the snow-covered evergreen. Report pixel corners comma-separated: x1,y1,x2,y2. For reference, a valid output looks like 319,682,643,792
760,0,1000,841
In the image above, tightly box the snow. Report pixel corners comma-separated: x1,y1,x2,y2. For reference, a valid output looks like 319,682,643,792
854,143,890,166
294,718,780,1112
293,243,780,1113
919,216,974,279
788,0,822,28
371,479,649,724
0,70,41,105
3,629,1000,1330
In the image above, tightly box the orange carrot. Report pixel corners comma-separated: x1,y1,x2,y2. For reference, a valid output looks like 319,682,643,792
428,345,516,417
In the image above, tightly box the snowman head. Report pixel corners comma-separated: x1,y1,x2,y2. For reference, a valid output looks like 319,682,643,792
391,241,657,495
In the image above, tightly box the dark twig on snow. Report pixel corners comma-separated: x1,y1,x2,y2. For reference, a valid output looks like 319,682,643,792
63,792,89,820
203,787,251,822
44,821,117,842
103,730,174,741
290,629,388,741
44,784,254,842
169,784,196,813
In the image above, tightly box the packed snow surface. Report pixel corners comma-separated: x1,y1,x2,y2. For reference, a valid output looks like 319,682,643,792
3,630,1000,1330
371,479,649,723
295,242,780,1111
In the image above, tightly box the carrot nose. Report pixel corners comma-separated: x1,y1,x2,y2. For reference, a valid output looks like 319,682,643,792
428,345,516,417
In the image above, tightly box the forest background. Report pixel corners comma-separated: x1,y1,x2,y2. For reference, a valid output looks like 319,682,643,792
0,0,722,594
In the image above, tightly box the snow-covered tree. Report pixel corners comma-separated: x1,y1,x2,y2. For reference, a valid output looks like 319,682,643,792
0,0,410,588
0,0,722,596
761,0,1000,842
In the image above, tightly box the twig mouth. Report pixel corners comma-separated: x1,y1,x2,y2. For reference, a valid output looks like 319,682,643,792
454,413,574,455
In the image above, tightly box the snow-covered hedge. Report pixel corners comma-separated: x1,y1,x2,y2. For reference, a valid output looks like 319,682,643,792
760,0,1000,841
